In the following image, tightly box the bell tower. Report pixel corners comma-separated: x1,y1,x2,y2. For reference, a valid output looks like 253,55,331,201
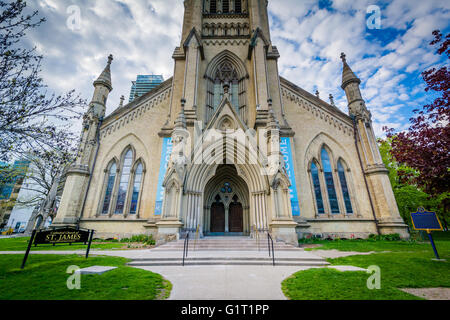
163,0,291,134
340,53,409,238
53,55,113,227
157,0,297,244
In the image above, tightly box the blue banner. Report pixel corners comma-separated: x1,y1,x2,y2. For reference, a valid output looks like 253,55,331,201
280,137,300,216
154,137,173,215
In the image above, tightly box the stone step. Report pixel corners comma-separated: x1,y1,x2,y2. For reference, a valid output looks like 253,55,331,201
127,259,329,267
160,240,294,244
156,246,296,249
131,257,325,262
151,247,301,251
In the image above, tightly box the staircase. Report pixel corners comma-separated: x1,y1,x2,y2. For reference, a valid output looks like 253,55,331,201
152,236,301,252
127,236,329,267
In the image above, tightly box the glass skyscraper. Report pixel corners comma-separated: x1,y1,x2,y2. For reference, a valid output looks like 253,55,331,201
129,75,164,102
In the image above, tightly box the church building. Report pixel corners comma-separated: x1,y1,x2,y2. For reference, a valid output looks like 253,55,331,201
53,0,409,244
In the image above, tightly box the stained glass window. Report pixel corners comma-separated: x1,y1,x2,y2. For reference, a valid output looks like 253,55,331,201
210,0,217,13
222,0,229,13
231,82,239,113
338,160,353,214
115,150,133,214
129,163,143,214
321,148,340,214
311,162,325,214
235,0,242,13
213,82,222,110
101,163,116,214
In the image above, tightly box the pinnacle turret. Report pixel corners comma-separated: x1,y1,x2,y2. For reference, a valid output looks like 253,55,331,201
340,52,360,90
94,54,113,91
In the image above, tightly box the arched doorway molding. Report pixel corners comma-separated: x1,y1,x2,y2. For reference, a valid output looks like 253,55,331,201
182,134,271,232
203,165,250,234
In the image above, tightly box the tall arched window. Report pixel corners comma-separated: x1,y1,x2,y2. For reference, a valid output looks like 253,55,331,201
205,52,248,124
235,0,242,13
213,61,239,111
101,162,116,214
311,162,325,214
210,0,217,13
222,0,229,13
129,163,143,215
115,149,133,214
321,148,340,214
338,160,353,214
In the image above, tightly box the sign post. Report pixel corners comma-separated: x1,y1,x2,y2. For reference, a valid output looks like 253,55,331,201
21,227,95,269
410,207,443,260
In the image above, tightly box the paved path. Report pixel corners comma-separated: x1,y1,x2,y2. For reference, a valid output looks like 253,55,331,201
136,264,319,300
0,247,372,300
0,249,325,300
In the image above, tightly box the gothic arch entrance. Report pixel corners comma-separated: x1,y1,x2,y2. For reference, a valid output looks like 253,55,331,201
204,165,250,235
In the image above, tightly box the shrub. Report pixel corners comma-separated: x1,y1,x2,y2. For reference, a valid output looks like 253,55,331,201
368,233,401,241
120,234,156,245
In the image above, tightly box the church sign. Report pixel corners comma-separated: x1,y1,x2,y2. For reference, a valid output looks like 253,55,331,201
280,137,300,216
21,227,95,269
410,208,443,260
33,228,92,244
155,137,173,215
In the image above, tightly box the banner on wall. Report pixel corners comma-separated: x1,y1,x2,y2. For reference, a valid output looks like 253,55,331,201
280,137,300,216
154,137,173,215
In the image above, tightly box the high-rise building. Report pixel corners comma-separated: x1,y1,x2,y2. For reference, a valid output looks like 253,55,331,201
0,160,30,229
129,75,164,102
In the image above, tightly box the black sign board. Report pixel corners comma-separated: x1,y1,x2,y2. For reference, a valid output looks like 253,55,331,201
34,228,91,245
21,227,95,269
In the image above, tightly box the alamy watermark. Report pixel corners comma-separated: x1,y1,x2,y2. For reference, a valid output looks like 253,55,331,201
366,5,382,30
66,265,81,290
66,5,82,31
366,265,381,290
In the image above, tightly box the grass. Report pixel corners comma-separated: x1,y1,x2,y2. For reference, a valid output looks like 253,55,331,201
283,233,450,300
300,232,450,253
0,254,172,300
0,236,125,251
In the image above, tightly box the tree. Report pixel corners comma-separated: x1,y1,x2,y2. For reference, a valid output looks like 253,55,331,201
385,29,449,223
0,0,86,162
378,138,447,230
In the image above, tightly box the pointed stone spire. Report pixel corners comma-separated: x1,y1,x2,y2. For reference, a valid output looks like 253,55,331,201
119,95,125,108
340,52,360,90
94,54,113,91
174,99,187,129
315,90,320,98
329,94,335,106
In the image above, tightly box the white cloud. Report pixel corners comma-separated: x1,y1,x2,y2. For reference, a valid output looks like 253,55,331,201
20,0,450,138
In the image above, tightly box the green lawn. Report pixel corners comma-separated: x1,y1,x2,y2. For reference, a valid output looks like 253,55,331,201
283,234,450,300
0,236,125,251
0,254,172,300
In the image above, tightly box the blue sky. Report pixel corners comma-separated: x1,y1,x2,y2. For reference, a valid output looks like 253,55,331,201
24,0,450,136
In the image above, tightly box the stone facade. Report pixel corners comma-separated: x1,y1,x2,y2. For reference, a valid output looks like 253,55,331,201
53,0,409,244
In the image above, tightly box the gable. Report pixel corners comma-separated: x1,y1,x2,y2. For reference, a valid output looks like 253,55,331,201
205,96,248,132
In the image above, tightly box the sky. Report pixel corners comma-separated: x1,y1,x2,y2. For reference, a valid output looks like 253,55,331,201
23,0,450,137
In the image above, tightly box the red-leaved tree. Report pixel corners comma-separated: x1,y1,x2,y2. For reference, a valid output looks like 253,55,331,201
385,30,449,201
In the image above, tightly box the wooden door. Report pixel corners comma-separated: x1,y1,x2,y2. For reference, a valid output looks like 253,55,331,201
229,202,243,232
210,202,225,232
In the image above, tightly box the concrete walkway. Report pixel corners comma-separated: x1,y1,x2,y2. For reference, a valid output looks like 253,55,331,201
0,245,372,300
0,249,326,300
136,264,318,300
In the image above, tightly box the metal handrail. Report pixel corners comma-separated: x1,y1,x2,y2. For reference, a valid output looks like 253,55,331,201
267,232,275,266
182,231,190,266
